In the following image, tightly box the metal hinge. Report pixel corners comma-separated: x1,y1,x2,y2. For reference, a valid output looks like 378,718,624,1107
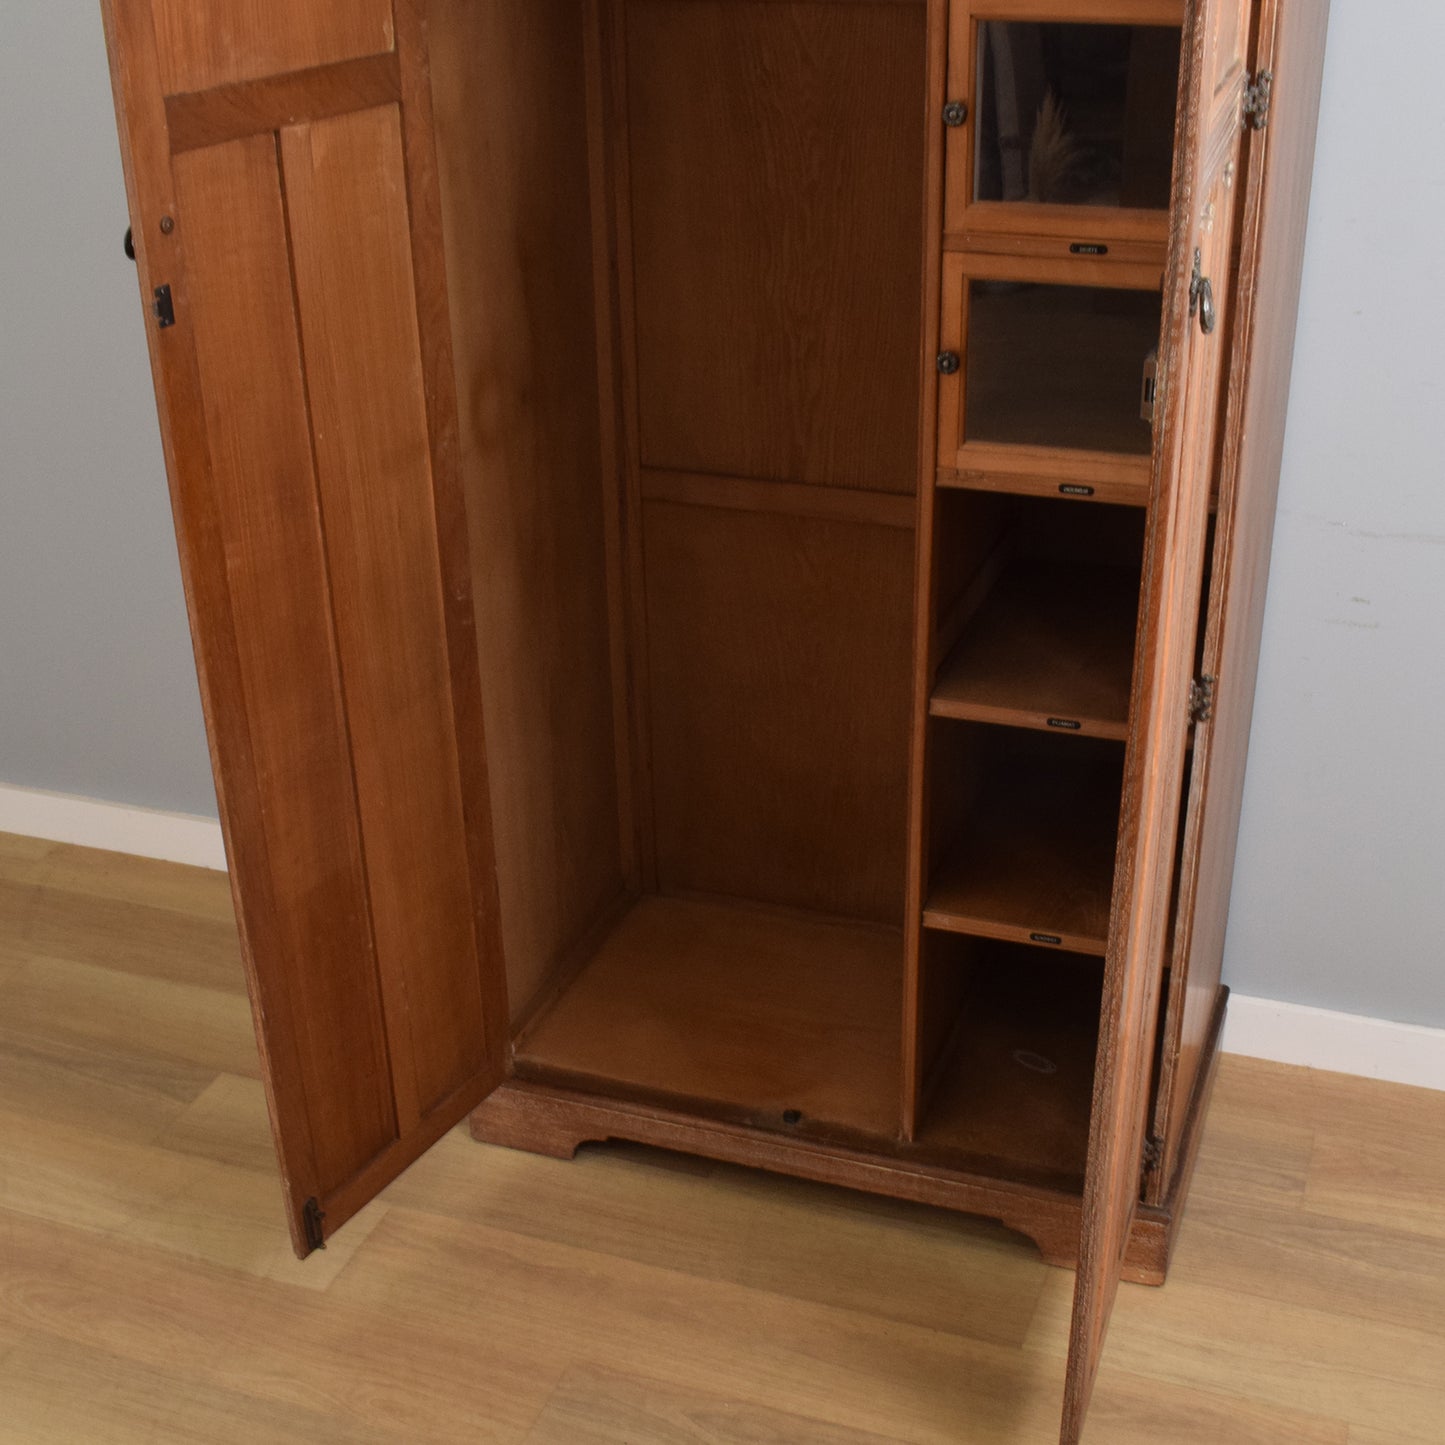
152,284,175,330
1243,69,1273,130
302,1196,327,1252
1142,1134,1164,1171
1189,674,1216,724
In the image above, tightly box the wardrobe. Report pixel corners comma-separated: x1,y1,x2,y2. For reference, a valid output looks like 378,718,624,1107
102,0,1329,1437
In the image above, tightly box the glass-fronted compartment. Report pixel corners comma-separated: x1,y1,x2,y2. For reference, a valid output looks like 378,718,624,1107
967,280,1160,453
945,0,1185,248
937,254,1163,501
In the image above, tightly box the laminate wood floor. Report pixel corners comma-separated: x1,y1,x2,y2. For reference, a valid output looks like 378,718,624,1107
0,831,1440,1444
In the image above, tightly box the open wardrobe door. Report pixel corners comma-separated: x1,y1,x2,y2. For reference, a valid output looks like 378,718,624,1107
1060,0,1254,1437
101,0,508,1257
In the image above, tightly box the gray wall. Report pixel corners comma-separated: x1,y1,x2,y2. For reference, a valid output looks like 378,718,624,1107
1220,0,1445,1028
0,6,215,817
1,2,1439,1025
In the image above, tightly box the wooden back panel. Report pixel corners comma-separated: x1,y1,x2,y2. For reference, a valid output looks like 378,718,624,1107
645,502,916,923
615,0,928,919
101,0,506,1254
623,0,927,494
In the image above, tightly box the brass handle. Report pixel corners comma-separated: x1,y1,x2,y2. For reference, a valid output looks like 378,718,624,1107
1196,274,1216,334
1189,248,1217,335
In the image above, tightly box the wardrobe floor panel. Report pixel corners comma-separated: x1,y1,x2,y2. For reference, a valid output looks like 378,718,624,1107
512,895,903,1143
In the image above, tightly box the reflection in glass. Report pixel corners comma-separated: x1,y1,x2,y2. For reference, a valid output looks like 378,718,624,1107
974,23,1181,210
964,282,1161,455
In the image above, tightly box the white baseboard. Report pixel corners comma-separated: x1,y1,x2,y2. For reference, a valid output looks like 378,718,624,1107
1,784,1439,1089
1223,993,1444,1092
0,783,226,871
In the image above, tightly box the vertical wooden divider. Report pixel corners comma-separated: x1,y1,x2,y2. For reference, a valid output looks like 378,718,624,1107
584,0,643,899
603,0,660,892
901,0,952,1141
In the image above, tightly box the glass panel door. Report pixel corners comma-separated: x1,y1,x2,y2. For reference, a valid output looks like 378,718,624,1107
965,280,1161,454
945,0,1186,246
937,255,1164,501
974,22,1181,210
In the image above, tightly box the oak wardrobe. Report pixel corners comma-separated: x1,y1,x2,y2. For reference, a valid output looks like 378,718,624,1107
103,0,1328,1437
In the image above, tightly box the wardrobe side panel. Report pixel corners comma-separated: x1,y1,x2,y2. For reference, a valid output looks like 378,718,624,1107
1153,0,1331,1193
431,0,628,1022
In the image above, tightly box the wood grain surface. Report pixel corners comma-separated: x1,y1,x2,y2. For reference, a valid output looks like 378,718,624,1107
281,102,489,1120
1,833,1440,1445
170,131,398,1182
150,0,393,96
930,560,1142,739
623,0,927,492
164,53,402,153
912,944,1103,1189
101,1,508,1250
429,0,629,1024
923,732,1124,955
644,501,915,925
513,894,904,1142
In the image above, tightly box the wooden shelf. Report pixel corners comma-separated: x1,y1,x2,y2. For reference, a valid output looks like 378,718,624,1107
937,464,1150,508
513,895,902,1142
924,745,1121,955
931,559,1139,740
911,945,1101,1192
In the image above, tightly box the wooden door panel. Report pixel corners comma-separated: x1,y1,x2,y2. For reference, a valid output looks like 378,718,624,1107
281,104,488,1120
1206,0,1253,112
103,0,506,1256
173,133,397,1186
151,0,394,96
1060,0,1250,1438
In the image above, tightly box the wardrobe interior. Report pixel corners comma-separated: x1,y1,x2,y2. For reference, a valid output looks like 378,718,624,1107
427,0,1192,1196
